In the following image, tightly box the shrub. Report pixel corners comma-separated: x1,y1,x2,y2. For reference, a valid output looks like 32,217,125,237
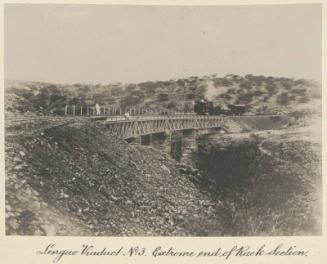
167,101,177,108
277,92,290,105
157,93,169,101
239,82,252,90
121,95,142,107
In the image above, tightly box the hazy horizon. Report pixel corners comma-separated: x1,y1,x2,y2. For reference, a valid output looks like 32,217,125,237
4,72,322,86
5,4,322,84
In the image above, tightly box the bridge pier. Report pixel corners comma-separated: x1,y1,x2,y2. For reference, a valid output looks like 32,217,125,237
150,132,171,153
168,129,197,164
170,131,183,161
141,134,152,145
180,129,197,165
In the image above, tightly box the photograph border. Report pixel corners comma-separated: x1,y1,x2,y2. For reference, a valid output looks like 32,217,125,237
0,0,326,263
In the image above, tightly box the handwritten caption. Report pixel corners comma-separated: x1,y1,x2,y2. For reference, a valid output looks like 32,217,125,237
36,243,308,263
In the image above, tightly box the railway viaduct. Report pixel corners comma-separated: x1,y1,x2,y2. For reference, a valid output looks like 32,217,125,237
92,114,291,163
6,112,293,163
98,114,225,162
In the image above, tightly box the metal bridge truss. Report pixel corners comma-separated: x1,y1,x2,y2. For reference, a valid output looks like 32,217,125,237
104,116,225,139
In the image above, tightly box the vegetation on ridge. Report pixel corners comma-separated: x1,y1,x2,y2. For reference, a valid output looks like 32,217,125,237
5,74,321,115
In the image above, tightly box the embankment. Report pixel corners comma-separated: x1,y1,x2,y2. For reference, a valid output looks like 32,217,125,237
6,120,221,236
223,115,293,133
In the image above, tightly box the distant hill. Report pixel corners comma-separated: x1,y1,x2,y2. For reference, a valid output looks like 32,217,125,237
5,74,321,115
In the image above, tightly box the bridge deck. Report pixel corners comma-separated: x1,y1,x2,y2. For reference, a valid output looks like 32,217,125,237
99,115,225,139
90,114,286,139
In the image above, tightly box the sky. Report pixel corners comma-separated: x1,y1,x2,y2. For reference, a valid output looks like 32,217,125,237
5,4,322,84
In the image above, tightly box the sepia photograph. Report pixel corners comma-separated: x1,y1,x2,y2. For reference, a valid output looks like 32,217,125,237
4,3,322,237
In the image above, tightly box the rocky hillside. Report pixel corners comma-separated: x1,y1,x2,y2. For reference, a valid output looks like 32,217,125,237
5,111,321,236
196,120,321,236
5,120,221,236
5,74,321,115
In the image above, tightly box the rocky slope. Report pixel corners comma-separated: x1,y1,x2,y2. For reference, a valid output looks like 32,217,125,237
5,119,220,236
5,114,321,236
196,119,322,236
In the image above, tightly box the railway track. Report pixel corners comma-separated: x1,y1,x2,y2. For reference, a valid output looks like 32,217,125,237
4,116,88,136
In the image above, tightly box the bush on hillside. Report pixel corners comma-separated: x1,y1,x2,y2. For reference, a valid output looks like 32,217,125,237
277,92,290,106
120,95,142,107
158,93,169,101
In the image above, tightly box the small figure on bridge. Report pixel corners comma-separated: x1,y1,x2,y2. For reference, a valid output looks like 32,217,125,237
124,112,131,120
95,103,101,115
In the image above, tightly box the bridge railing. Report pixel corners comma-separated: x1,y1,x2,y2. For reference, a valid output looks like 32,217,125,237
102,114,227,123
62,105,196,117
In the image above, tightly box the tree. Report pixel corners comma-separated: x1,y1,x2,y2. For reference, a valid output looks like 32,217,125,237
236,93,253,104
70,97,80,105
30,93,48,110
253,90,263,96
9,88,34,101
77,85,91,95
30,85,61,111
177,79,185,87
125,84,137,92
92,93,106,104
167,101,177,108
282,80,293,90
239,82,252,90
277,92,290,105
131,90,145,98
120,95,142,107
186,93,196,99
157,93,169,101
292,88,306,96
266,83,278,95
218,93,231,100
111,86,123,96
221,78,233,86
299,94,310,103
